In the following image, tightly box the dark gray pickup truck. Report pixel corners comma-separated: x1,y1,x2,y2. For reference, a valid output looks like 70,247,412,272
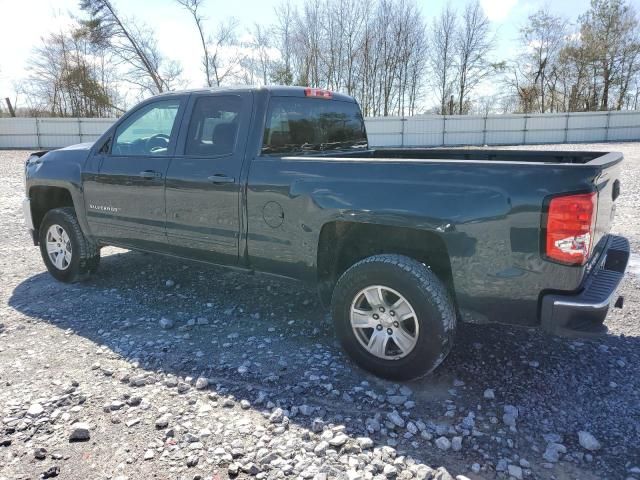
23,86,630,380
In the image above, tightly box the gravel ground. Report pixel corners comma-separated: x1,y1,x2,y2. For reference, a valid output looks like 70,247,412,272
0,143,639,480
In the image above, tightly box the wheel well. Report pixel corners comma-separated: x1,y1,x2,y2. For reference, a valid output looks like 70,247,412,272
29,186,74,233
317,221,456,305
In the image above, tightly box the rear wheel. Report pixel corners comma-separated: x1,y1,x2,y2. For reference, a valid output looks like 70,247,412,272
38,208,100,283
331,254,456,380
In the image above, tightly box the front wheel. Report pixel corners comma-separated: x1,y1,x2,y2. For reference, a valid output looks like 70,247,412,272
331,254,456,380
38,207,100,283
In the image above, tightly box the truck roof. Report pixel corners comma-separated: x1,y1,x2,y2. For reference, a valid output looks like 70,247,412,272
156,85,357,103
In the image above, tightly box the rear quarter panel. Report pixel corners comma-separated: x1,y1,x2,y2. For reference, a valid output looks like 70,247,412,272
246,156,603,326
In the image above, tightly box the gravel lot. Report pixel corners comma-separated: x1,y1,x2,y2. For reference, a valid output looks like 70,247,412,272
1,143,639,480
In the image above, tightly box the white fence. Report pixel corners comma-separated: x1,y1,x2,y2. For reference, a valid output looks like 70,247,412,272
1,111,639,149
366,110,640,147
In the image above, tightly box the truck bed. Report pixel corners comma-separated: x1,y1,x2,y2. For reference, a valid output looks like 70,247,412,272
331,148,623,166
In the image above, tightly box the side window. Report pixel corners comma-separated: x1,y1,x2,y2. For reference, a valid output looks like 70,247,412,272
112,99,181,156
185,96,243,156
261,97,367,155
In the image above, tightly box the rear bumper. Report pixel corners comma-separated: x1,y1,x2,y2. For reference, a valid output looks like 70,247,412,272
540,235,629,336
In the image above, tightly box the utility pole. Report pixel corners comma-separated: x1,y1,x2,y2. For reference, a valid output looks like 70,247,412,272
4,98,16,117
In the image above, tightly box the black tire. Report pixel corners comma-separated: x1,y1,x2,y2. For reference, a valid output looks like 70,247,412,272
38,207,100,283
331,254,456,381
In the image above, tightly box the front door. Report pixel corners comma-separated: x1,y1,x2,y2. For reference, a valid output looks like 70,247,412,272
165,93,251,264
83,97,184,249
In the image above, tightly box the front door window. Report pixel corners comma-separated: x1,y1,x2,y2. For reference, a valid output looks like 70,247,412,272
112,100,181,156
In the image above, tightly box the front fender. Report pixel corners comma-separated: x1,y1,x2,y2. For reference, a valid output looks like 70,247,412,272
25,147,92,237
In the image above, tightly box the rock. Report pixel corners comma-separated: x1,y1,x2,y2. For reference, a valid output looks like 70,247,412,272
125,418,140,427
299,404,314,416
159,317,174,329
383,464,398,477
155,415,170,429
347,470,362,480
186,455,199,467
110,400,125,411
312,418,324,433
69,422,90,442
269,408,284,423
144,449,155,460
126,396,142,406
387,411,405,428
34,447,47,460
41,466,60,479
508,465,523,480
314,441,329,455
241,462,260,475
406,422,418,435
471,463,481,474
451,436,462,451
240,399,251,409
543,443,567,463
228,463,241,476
165,279,175,287
357,437,374,449
542,433,562,444
578,431,601,451
27,403,44,417
483,389,495,399
195,377,209,389
503,413,517,427
433,467,454,480
504,405,519,418
387,395,408,405
435,436,451,451
328,433,348,447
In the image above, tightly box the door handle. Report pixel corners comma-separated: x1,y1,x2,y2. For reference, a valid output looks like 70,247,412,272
139,170,162,180
207,174,235,184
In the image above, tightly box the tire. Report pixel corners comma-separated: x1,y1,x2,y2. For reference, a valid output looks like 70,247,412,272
38,207,100,283
331,254,456,381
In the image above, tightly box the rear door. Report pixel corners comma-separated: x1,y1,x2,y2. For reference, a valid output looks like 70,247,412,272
83,96,185,249
164,92,252,264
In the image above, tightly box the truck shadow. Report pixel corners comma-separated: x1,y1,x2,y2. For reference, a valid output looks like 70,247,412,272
8,247,640,478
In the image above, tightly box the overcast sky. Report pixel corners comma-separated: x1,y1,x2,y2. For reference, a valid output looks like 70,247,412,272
0,0,602,108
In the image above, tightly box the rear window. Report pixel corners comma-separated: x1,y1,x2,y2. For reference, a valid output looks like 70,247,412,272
261,97,367,155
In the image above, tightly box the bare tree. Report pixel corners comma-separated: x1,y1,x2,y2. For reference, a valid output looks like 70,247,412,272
579,0,640,110
80,0,182,95
176,0,214,87
22,24,121,117
429,4,458,114
519,9,568,112
242,23,274,85
271,0,295,85
455,1,495,114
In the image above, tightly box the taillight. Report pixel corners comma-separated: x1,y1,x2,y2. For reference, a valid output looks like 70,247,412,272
304,88,333,99
545,192,597,265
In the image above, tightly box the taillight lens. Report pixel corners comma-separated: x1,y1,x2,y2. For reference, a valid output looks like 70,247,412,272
545,192,597,265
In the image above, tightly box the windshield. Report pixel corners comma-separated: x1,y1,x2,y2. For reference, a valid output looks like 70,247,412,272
261,97,368,155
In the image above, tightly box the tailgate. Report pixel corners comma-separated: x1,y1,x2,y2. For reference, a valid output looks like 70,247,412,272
592,152,623,254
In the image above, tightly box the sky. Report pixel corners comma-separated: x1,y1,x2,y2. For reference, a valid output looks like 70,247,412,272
0,0,606,110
